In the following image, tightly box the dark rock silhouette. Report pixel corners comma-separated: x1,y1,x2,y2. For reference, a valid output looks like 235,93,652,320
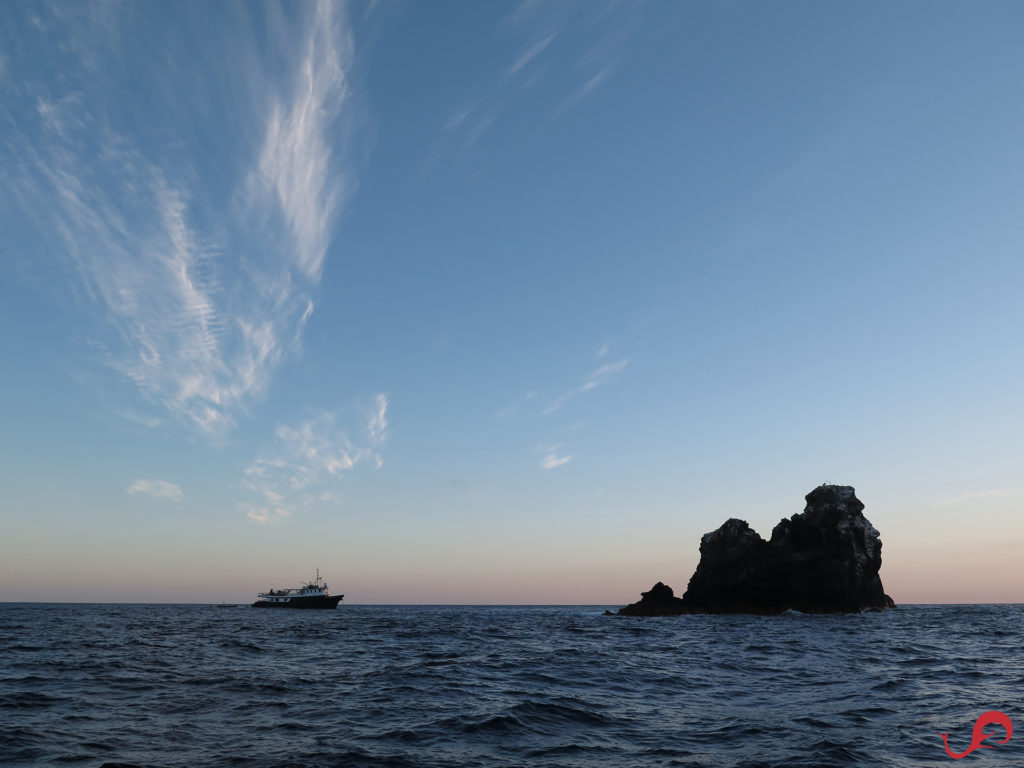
614,581,686,616
616,484,894,615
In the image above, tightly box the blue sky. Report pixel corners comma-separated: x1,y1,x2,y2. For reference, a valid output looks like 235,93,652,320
2,1,1023,603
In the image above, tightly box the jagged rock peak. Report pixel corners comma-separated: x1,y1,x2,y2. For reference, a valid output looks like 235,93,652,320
701,517,760,544
613,484,894,616
797,483,864,522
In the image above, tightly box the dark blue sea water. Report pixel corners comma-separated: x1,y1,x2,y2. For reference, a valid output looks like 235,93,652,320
2,604,1023,767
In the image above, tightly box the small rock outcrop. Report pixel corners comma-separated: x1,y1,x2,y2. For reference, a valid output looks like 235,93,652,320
615,485,894,615
614,582,686,616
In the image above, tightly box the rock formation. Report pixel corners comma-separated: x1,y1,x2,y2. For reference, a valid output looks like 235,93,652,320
615,485,894,615
613,581,686,617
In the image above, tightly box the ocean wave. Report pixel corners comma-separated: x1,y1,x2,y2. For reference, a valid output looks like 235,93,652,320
0,691,70,709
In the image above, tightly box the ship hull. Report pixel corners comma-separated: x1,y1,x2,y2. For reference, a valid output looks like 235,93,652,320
251,594,344,609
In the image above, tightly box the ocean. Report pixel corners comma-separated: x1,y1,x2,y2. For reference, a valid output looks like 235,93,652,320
2,603,1022,767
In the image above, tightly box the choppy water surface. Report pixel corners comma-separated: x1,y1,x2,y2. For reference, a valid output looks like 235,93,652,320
2,604,1023,767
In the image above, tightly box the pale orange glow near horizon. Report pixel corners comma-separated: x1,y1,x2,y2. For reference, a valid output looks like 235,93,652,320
6,488,1022,605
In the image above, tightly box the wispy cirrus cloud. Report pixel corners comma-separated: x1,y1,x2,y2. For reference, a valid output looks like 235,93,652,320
366,393,389,447
254,0,353,282
434,3,637,162
36,92,86,137
126,479,183,502
517,346,628,469
557,65,611,114
507,32,557,76
116,410,163,429
28,143,258,433
540,448,572,470
496,390,538,420
542,358,629,415
2,2,357,436
242,396,389,523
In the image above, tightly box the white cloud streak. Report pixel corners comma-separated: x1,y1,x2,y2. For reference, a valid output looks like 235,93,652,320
496,390,538,420
126,479,183,502
116,410,163,429
541,451,572,470
507,32,556,76
242,396,389,523
366,393,389,445
542,358,629,414
255,0,352,282
558,65,611,114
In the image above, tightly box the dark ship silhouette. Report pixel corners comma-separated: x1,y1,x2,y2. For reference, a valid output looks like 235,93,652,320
252,569,344,609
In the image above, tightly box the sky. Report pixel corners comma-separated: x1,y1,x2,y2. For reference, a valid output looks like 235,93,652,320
1,1,1022,604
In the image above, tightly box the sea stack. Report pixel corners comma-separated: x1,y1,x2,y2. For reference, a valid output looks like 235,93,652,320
616,484,894,615
615,581,686,617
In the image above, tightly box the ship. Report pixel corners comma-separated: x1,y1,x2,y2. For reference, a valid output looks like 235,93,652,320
251,569,344,609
